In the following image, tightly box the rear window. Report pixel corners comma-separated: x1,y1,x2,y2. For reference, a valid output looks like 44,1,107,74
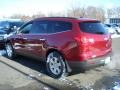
0,21,8,28
53,21,72,33
79,21,108,34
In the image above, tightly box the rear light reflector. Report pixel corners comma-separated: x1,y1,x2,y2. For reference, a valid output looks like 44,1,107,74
89,38,94,43
81,37,88,43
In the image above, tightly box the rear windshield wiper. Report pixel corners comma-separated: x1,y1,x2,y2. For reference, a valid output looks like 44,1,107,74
94,32,104,34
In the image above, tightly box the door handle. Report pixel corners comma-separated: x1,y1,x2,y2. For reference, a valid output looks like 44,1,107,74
23,38,28,40
39,38,46,41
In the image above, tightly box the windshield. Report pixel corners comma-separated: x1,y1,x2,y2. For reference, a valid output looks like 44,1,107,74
0,21,24,29
0,21,9,28
9,22,24,28
79,21,108,34
0,30,7,34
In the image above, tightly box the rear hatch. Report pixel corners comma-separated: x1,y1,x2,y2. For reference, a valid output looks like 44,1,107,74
79,21,112,60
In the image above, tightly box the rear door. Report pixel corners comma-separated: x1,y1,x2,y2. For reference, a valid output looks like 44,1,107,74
79,21,111,57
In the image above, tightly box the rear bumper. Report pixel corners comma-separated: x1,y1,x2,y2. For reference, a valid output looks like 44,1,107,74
67,52,112,71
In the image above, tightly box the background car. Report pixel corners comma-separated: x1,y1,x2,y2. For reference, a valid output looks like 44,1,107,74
0,19,24,49
104,24,116,34
111,24,120,34
0,30,7,48
0,19,24,34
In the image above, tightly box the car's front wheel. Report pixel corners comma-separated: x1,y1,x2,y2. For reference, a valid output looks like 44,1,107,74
5,43,15,59
46,51,67,78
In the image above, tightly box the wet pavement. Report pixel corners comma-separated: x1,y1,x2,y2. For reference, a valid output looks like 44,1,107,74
0,37,120,90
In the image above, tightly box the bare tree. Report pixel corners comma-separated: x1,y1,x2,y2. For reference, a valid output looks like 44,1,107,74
86,6,105,22
32,12,46,19
47,12,66,17
67,7,86,18
97,8,105,22
107,8,114,18
114,7,120,17
10,14,32,21
10,11,46,21
106,6,120,18
86,6,97,18
67,5,105,22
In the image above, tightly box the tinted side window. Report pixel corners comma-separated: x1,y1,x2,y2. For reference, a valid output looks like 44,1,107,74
53,21,72,33
79,21,108,34
19,23,32,34
30,21,49,34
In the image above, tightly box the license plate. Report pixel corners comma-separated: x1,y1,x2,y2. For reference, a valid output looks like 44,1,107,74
104,57,111,64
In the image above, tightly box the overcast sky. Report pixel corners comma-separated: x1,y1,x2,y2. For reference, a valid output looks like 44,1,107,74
0,0,119,18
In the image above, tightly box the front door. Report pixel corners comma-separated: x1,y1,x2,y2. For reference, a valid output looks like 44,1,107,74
14,22,33,55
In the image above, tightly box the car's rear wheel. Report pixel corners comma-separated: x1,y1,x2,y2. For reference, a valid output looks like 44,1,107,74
46,51,67,78
5,43,15,59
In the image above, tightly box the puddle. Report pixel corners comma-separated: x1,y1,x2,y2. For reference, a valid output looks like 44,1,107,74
43,87,50,90
76,81,120,90
27,74,35,80
58,77,83,89
92,76,120,90
110,81,120,90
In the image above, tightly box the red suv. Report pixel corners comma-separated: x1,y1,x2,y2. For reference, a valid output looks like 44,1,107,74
5,17,112,78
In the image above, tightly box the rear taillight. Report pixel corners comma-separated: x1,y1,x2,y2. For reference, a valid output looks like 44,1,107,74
89,38,94,43
75,37,88,44
75,36,95,53
74,37,89,52
75,37,94,44
81,37,88,44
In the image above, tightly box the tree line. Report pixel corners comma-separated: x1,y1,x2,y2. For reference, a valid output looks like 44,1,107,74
9,6,120,23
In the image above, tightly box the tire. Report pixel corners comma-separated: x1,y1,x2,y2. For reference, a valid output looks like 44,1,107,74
46,51,67,79
5,43,16,59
